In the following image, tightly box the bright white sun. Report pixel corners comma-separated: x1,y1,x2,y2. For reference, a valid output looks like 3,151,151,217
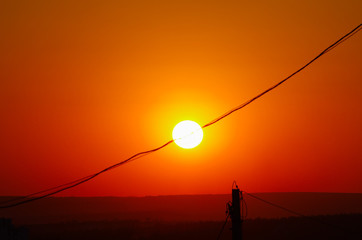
172,120,203,149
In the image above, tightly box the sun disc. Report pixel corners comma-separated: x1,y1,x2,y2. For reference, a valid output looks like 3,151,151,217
172,120,203,149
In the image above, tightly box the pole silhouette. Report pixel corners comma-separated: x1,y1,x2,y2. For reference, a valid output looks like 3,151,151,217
231,185,242,240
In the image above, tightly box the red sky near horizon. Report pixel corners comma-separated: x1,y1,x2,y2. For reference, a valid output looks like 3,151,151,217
0,0,361,197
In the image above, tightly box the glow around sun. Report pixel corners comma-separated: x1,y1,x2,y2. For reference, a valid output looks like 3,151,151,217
172,120,203,149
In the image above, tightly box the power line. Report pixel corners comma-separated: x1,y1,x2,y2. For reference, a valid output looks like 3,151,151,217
0,175,93,205
0,140,173,208
202,24,361,129
216,211,230,240
217,201,233,240
244,191,362,238
1,23,361,209
244,192,308,218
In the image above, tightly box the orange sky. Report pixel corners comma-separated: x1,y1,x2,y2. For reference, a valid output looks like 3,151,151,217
0,0,361,197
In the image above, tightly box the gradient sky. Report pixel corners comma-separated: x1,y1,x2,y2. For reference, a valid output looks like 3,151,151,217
0,0,361,197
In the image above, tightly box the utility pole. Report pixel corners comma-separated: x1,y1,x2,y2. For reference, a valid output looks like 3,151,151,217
231,184,242,240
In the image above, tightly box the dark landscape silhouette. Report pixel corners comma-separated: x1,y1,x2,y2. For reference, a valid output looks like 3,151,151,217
2,192,362,224
1,193,362,239
10,214,362,240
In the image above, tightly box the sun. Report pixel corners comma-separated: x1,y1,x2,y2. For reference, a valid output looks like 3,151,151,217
172,120,203,149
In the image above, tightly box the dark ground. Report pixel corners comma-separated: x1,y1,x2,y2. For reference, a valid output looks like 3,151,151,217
2,193,362,239
2,193,362,224
24,214,362,240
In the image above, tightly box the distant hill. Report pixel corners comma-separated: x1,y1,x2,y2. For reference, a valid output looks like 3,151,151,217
1,193,361,225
